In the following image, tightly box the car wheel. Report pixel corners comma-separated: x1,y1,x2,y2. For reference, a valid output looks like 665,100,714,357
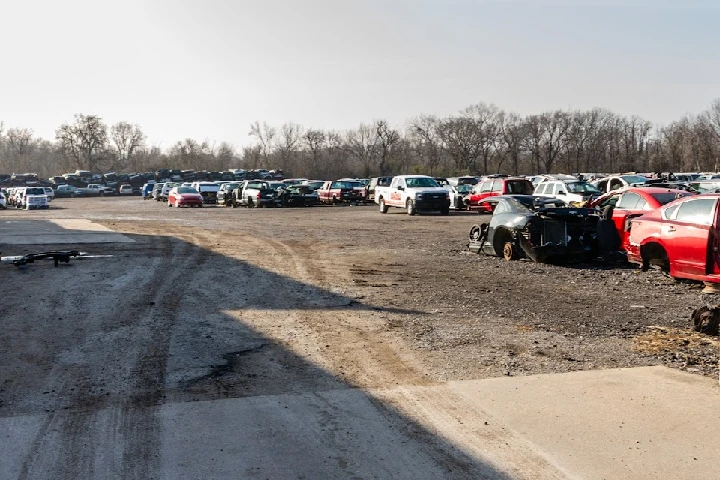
406,199,416,215
503,242,520,261
247,197,254,208
197,203,202,208
379,199,388,214
167,201,173,207
469,225,480,242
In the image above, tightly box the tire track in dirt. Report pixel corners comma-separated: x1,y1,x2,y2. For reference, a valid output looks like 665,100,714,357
221,233,433,390
16,233,210,479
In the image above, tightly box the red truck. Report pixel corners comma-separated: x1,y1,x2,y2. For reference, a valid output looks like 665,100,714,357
316,181,364,204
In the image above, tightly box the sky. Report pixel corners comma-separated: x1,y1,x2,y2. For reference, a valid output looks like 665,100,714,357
0,0,718,148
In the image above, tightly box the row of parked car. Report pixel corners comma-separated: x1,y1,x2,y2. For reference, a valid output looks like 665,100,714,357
464,175,720,290
2,186,55,209
143,178,375,208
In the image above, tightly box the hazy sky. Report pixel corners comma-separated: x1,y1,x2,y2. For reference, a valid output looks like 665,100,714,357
1,0,717,147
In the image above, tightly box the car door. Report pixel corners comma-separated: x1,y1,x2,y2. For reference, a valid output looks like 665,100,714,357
611,192,644,246
662,198,717,276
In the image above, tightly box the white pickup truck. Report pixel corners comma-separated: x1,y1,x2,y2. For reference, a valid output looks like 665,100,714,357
375,175,450,215
76,184,114,196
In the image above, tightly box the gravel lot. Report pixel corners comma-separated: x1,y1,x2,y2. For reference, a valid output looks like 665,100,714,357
1,196,718,477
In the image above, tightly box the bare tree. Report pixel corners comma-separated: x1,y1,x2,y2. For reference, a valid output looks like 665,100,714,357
437,116,483,173
111,122,145,172
344,123,378,176
302,129,326,177
499,112,526,175
408,115,443,175
276,122,303,172
463,103,502,174
375,120,400,175
6,128,35,156
249,121,277,162
55,114,108,172
523,111,569,173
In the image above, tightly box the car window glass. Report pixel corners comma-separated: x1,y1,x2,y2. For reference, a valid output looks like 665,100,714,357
638,199,650,210
617,192,641,209
664,203,680,220
550,183,559,194
674,198,717,225
480,181,492,193
494,201,508,214
491,180,502,192
535,184,546,194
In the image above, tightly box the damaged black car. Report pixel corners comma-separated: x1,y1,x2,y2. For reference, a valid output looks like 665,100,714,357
468,195,600,263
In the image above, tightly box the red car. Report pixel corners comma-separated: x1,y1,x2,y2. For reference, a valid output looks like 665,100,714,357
591,187,692,251
627,193,720,283
467,177,534,212
168,186,204,208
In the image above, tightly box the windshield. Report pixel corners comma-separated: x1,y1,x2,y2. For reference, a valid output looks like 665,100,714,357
405,177,440,188
177,187,198,194
651,192,691,204
620,175,648,185
506,180,534,195
332,181,359,189
567,182,601,194
26,188,45,195
456,184,473,193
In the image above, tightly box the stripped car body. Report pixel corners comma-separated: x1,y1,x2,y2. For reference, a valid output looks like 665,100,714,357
468,195,600,263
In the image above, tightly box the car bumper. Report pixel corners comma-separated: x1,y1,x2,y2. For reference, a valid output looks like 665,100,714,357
177,199,203,206
414,199,450,210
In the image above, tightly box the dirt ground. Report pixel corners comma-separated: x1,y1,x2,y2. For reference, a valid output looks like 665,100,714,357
1,196,718,477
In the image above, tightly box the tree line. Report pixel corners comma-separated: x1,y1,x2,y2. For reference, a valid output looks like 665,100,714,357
1,100,719,180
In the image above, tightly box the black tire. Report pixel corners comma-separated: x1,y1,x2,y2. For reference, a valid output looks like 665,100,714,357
406,199,416,216
379,198,388,214
247,197,254,208
99,191,104,197
469,224,482,242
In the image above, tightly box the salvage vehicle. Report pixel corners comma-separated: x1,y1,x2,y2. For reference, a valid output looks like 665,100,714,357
190,182,220,204
627,194,720,283
533,179,601,206
593,174,649,193
76,184,114,196
167,186,203,208
277,184,318,207
375,175,450,215
234,180,279,208
445,183,473,210
217,182,240,206
468,195,599,263
14,187,50,210
152,183,165,201
118,184,133,195
591,187,692,251
141,182,155,199
53,185,78,198
467,176,535,211
366,176,392,202
317,181,365,204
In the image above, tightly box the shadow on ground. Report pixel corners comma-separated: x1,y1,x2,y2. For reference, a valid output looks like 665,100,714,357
0,223,513,479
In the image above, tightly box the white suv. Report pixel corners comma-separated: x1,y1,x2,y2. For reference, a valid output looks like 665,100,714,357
533,179,601,205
